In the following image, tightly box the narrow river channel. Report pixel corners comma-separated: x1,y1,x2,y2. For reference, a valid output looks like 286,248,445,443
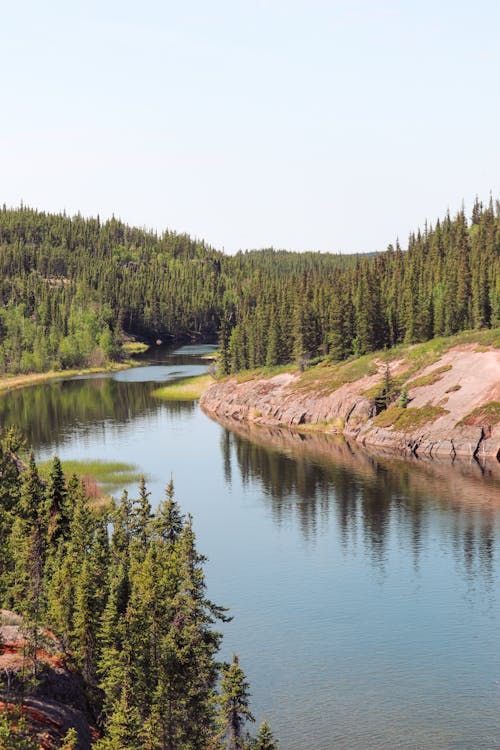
1,345,499,749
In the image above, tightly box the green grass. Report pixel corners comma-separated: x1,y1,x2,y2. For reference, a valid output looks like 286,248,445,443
219,363,295,384
152,374,214,400
123,341,149,354
406,364,452,390
457,401,500,427
372,405,405,428
0,361,141,393
372,403,448,430
296,353,378,394
395,404,448,429
37,459,142,493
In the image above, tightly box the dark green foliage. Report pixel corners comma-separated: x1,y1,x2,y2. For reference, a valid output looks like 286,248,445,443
399,387,409,408
374,362,394,414
0,202,498,378
0,449,276,750
0,708,38,750
253,721,279,750
219,655,255,750
60,727,80,750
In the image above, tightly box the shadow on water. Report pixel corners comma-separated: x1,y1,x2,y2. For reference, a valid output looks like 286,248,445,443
217,415,500,575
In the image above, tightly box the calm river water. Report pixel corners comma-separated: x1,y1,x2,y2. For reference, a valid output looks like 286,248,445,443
1,345,499,750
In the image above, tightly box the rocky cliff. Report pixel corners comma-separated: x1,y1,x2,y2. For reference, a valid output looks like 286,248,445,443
0,610,96,749
200,345,500,460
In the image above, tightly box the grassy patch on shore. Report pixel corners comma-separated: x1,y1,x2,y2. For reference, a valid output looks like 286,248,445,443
38,459,142,488
457,401,500,427
0,362,138,394
219,363,295,384
406,364,452,390
152,374,214,400
123,341,150,354
296,353,379,394
372,403,448,430
37,459,143,508
372,405,405,428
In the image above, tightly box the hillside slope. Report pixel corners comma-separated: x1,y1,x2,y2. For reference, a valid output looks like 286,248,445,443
201,334,500,460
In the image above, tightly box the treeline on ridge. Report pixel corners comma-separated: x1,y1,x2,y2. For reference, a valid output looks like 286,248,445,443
0,198,499,376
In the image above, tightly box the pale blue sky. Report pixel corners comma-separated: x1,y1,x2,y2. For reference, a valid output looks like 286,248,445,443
2,0,500,253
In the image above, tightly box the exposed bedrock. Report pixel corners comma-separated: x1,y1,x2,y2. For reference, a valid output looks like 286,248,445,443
200,348,500,460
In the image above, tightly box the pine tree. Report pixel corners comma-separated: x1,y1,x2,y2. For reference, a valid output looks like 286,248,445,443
46,545,74,649
218,316,232,376
253,720,279,750
59,727,79,750
15,452,46,678
152,479,183,545
44,455,68,547
219,655,255,750
133,475,152,550
72,555,99,684
96,684,142,750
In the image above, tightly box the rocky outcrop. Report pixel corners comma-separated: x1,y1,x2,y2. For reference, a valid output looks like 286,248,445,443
200,371,376,429
200,347,500,460
0,610,96,749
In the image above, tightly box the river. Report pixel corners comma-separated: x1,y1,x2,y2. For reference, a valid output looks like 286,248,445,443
1,344,499,750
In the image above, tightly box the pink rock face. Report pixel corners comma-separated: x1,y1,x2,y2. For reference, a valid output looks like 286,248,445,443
200,347,500,460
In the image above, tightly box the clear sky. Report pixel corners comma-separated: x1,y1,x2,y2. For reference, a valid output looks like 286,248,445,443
2,0,500,253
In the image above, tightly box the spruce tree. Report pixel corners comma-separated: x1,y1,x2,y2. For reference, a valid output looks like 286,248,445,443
219,655,255,750
253,720,279,750
44,455,68,547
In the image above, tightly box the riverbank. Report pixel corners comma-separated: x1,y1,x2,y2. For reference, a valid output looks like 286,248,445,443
0,358,147,394
200,331,500,460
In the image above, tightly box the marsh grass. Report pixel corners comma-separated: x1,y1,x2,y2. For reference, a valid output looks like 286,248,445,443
122,341,149,354
37,459,143,499
152,374,214,400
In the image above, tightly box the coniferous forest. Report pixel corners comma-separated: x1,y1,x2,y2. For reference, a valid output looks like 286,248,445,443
0,429,277,749
0,199,499,377
0,200,500,747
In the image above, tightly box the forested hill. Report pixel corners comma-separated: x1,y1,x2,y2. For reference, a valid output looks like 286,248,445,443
0,200,499,376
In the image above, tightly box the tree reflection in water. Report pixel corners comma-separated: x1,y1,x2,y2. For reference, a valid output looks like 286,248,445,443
218,417,500,576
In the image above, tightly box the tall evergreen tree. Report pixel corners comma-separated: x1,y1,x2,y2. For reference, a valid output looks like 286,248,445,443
219,655,255,750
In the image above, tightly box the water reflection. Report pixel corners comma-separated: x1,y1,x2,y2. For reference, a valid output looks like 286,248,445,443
217,416,500,573
0,366,199,448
